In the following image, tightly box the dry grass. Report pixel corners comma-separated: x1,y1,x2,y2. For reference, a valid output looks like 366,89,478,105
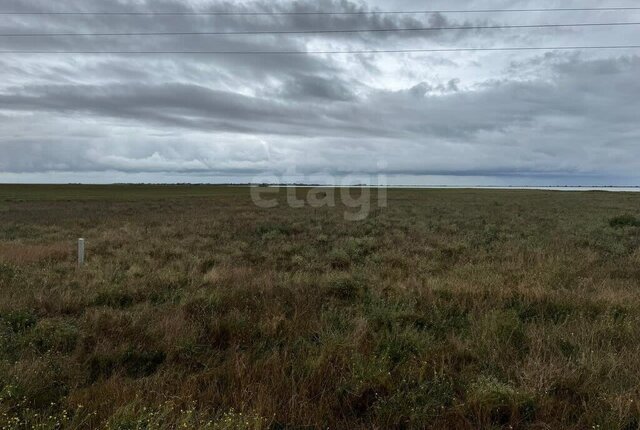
0,242,71,265
0,185,640,429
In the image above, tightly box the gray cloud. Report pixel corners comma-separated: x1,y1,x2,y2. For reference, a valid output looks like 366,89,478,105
0,0,639,184
278,74,358,101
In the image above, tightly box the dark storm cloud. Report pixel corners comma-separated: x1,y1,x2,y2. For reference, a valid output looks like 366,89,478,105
0,0,639,183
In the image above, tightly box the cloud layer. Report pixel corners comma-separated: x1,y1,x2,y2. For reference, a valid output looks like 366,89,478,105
1,0,639,184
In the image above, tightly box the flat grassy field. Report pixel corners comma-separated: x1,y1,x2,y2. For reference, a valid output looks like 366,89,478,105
1,185,640,429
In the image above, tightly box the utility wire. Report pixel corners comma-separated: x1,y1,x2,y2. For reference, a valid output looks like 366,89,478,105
1,21,639,37
1,45,639,55
1,7,640,16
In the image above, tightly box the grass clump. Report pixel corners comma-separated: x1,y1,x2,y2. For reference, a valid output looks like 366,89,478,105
88,347,166,381
325,273,366,301
374,376,455,427
0,309,37,333
609,214,640,228
28,318,79,354
93,289,136,308
466,376,536,427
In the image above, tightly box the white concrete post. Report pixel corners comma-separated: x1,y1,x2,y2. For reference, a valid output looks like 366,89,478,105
78,238,85,266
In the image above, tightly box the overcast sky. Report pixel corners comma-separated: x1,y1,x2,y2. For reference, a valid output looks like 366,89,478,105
0,0,639,185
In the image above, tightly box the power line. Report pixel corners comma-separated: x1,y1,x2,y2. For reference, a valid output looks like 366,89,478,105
1,45,639,55
2,21,639,37
1,7,640,16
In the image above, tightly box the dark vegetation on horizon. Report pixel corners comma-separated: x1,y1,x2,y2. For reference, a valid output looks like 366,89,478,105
1,185,639,429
